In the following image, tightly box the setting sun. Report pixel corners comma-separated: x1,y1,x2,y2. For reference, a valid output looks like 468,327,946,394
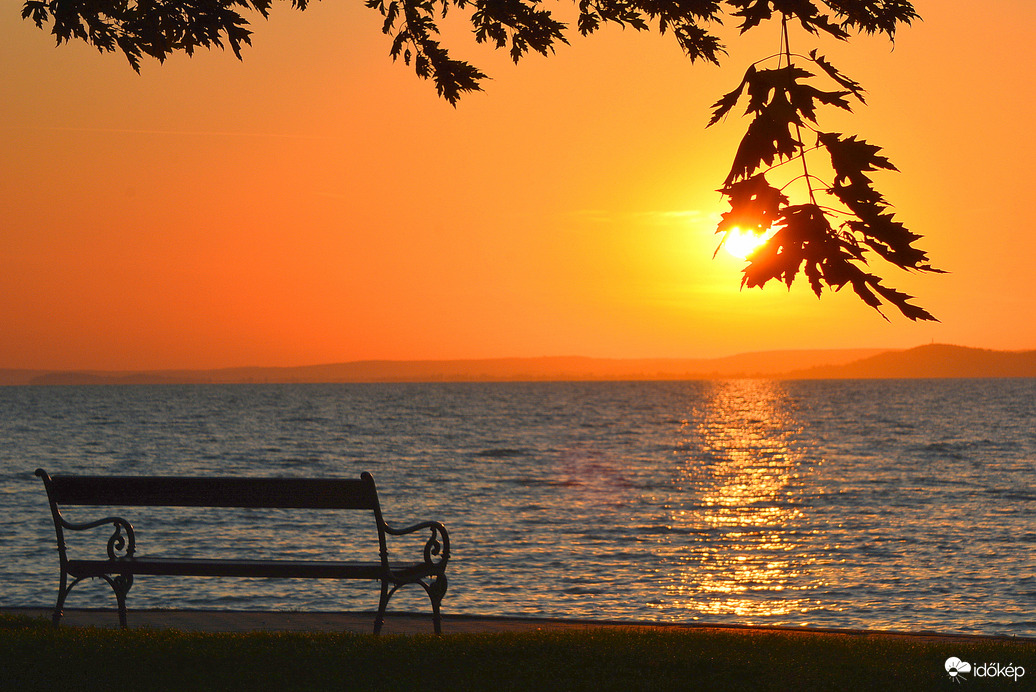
722,227,769,260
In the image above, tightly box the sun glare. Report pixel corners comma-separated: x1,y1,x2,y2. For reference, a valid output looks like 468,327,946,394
723,227,768,260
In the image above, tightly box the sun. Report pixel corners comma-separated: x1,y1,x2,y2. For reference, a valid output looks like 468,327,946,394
722,227,768,260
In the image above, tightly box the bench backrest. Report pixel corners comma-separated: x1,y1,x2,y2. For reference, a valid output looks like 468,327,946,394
35,469,390,563
38,472,380,510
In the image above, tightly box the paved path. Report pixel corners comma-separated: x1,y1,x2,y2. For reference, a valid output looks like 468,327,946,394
4,607,1027,643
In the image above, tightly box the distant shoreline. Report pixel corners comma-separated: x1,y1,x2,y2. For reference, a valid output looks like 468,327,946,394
3,345,1035,386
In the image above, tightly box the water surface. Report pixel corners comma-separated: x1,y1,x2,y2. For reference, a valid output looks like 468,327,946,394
2,379,1033,636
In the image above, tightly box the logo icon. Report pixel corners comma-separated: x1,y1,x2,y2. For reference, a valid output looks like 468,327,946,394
946,657,972,682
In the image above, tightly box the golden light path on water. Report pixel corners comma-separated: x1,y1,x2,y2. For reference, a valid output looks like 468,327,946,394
658,379,828,620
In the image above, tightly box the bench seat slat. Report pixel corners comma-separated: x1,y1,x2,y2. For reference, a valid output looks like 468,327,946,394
67,558,438,581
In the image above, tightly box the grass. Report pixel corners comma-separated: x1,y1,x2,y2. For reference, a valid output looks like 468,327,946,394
2,612,1032,691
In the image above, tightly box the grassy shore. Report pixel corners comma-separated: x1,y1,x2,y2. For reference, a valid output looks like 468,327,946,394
2,613,1032,691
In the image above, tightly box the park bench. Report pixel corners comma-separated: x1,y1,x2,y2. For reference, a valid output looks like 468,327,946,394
35,468,449,633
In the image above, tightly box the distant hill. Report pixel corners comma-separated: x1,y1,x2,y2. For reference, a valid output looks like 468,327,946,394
3,345,1034,385
1,349,883,385
787,344,1036,379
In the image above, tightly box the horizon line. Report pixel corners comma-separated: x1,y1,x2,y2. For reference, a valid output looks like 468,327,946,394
4,345,911,374
14,342,1036,375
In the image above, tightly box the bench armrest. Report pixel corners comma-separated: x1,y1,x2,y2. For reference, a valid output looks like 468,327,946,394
383,520,450,566
60,516,136,559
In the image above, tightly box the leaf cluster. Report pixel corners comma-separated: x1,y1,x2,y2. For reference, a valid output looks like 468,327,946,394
710,45,940,321
22,1,917,104
709,61,854,185
21,1,305,70
365,0,496,103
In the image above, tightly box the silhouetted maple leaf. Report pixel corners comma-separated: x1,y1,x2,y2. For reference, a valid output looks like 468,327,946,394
725,95,802,184
718,65,834,183
717,173,789,236
708,65,754,126
786,82,852,122
809,49,866,102
819,132,896,185
744,66,814,115
715,174,789,256
727,0,774,32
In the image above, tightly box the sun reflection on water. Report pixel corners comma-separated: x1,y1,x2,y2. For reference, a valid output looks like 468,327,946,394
658,379,827,620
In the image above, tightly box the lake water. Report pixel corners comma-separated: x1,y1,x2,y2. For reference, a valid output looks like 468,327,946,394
1,379,1033,636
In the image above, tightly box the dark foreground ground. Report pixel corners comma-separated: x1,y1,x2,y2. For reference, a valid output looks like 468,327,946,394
3,608,1032,691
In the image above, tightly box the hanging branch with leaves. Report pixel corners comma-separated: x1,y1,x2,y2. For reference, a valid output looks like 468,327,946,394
710,13,941,321
21,0,939,319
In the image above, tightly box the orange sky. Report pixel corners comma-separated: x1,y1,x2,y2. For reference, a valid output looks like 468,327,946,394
2,1,1034,370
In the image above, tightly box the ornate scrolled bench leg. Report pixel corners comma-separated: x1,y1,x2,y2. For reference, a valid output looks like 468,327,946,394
101,574,134,628
428,574,447,635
